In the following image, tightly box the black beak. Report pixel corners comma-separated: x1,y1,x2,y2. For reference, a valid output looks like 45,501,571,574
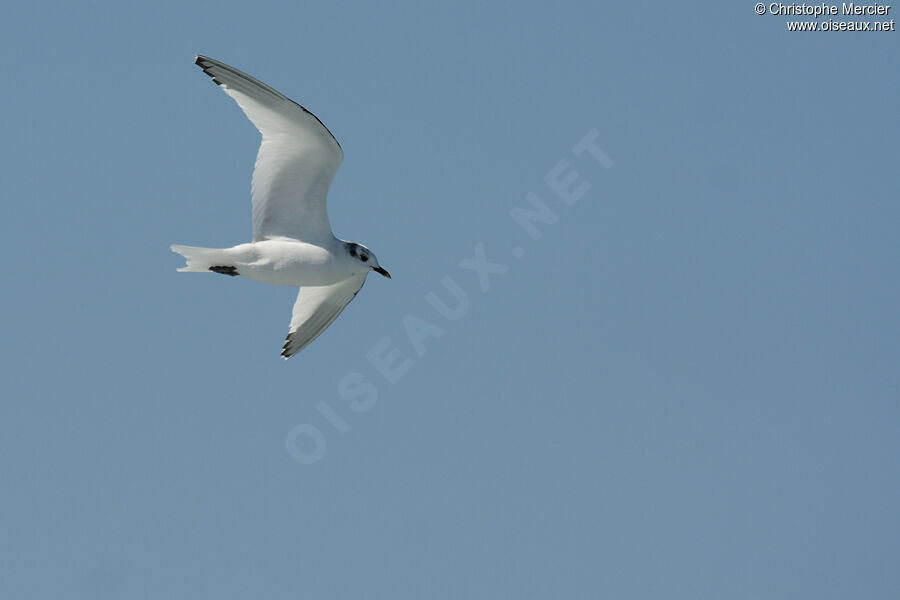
373,266,391,279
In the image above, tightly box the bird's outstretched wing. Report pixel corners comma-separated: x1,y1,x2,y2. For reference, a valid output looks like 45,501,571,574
195,55,343,243
282,274,367,359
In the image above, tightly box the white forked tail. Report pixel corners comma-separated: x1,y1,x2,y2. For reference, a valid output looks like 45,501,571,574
170,244,230,273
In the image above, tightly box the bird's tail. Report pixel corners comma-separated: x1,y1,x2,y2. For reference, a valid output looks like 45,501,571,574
170,244,231,273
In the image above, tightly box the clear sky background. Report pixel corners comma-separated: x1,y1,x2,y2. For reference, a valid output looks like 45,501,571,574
1,1,898,598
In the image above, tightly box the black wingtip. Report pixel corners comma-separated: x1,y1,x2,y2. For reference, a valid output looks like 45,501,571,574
209,265,239,276
194,55,220,85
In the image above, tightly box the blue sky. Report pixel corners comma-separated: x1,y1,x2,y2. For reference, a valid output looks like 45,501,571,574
2,1,898,598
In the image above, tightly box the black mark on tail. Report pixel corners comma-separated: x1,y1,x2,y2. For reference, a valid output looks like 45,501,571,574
210,266,239,277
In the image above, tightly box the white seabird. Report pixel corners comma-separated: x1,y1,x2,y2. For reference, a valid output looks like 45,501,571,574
172,55,391,359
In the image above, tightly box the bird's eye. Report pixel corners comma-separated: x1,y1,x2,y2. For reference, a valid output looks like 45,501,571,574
361,255,369,262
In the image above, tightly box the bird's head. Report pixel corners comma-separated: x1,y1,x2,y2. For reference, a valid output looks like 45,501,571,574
347,242,391,279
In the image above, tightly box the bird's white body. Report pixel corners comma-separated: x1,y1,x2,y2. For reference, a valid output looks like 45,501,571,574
174,239,362,287
171,56,390,359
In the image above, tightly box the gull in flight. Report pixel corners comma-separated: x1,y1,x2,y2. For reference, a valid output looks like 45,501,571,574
172,55,391,359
